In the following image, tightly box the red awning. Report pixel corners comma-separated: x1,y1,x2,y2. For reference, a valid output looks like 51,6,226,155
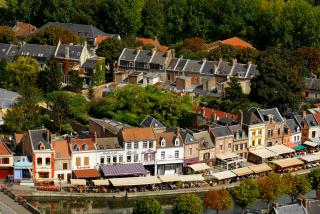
285,142,297,148
73,169,100,179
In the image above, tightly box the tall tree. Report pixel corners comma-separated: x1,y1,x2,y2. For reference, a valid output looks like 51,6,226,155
0,58,8,88
37,60,63,93
283,174,312,203
233,179,260,214
257,173,285,212
141,0,165,38
308,168,320,199
0,26,17,44
204,189,232,214
132,196,162,214
172,193,202,214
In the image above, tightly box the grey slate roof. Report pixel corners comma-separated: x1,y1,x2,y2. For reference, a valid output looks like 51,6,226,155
40,22,118,40
82,59,98,69
246,64,259,77
55,44,83,61
304,114,318,127
305,78,320,91
18,44,56,62
119,48,138,61
216,61,233,75
140,115,165,128
167,58,180,70
0,43,11,58
231,63,248,76
228,124,247,135
179,129,197,145
150,51,168,65
201,61,218,75
135,50,152,63
29,129,51,151
243,108,264,125
211,126,233,138
183,60,203,73
258,108,284,123
175,59,188,71
0,88,19,108
293,115,305,127
91,118,130,136
193,131,214,149
271,204,308,214
285,119,301,134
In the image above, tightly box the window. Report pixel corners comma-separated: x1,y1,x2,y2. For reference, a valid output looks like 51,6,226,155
240,144,243,150
106,156,111,164
258,139,261,145
228,143,231,148
144,153,148,161
84,157,89,165
149,141,153,148
161,151,165,160
188,148,192,155
235,145,239,151
175,139,180,146
134,154,139,162
74,144,80,151
312,131,316,138
127,155,132,162
127,143,132,150
119,155,123,163
37,158,42,165
268,130,272,137
39,172,49,178
175,150,179,159
143,142,148,149
134,142,138,149
1,158,9,164
220,145,223,150
82,144,88,151
100,157,105,164
45,158,50,165
63,163,68,170
203,153,210,160
113,156,117,163
129,61,133,67
278,128,281,135
258,130,262,135
167,74,170,81
76,157,81,166
58,174,65,180
161,139,166,147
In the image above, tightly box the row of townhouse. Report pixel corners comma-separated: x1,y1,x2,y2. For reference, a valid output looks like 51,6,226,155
3,106,320,182
115,48,259,95
0,41,105,88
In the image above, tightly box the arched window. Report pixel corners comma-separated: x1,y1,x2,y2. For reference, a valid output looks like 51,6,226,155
82,144,88,151
74,144,80,151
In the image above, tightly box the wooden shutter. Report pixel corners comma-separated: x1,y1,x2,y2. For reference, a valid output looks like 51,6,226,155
84,157,89,166
76,157,81,166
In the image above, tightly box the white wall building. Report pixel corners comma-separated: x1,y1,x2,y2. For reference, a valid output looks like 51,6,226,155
70,138,97,170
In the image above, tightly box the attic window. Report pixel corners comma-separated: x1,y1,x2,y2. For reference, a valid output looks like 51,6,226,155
160,139,166,147
129,62,133,67
38,143,45,150
74,144,80,151
175,138,180,146
82,144,88,151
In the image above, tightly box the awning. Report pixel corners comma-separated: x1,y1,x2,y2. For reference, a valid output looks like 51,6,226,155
299,154,320,163
231,167,254,176
266,145,295,155
285,143,298,148
187,163,210,172
216,153,238,160
73,169,100,179
294,145,305,151
210,171,236,180
93,180,109,186
271,158,304,168
249,149,277,159
70,179,86,186
158,175,181,183
304,141,318,147
100,163,148,177
109,176,161,187
179,174,205,182
248,164,272,173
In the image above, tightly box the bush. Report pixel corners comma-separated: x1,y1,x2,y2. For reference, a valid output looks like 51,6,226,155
172,193,202,214
132,196,162,214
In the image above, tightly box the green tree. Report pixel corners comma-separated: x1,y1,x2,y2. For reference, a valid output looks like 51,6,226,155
206,45,238,61
37,60,63,93
258,173,285,212
40,0,76,24
172,193,202,214
27,25,80,45
132,196,162,214
0,26,16,44
233,179,260,213
0,58,8,88
283,174,312,203
204,189,232,214
308,168,320,198
141,0,165,37
96,37,124,72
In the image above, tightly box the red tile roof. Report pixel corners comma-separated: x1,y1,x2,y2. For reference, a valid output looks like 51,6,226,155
222,37,253,49
121,128,156,142
313,112,320,124
73,169,100,178
94,35,110,46
314,103,320,108
155,131,182,148
197,107,238,121
71,138,96,151
53,139,71,159
136,37,169,52
0,142,13,156
12,22,36,38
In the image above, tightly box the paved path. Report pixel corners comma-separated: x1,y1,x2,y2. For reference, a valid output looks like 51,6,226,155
0,192,31,214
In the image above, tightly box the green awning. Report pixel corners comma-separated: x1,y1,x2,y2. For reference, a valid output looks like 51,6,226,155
294,145,305,151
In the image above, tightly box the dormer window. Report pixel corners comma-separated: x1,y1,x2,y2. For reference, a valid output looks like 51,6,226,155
38,143,45,150
160,139,166,147
82,144,88,151
74,144,80,151
174,138,180,146
129,62,133,67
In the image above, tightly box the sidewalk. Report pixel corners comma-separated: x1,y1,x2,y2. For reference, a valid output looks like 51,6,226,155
0,192,31,214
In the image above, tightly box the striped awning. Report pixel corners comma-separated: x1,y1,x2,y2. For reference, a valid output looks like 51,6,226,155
100,163,148,177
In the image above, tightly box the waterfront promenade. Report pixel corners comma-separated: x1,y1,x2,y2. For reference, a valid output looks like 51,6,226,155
0,192,31,214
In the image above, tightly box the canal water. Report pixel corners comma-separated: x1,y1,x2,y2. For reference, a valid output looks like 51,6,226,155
25,191,316,214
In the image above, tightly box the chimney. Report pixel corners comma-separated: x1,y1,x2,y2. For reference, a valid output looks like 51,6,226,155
94,131,97,144
65,46,69,59
175,128,180,136
301,111,307,118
